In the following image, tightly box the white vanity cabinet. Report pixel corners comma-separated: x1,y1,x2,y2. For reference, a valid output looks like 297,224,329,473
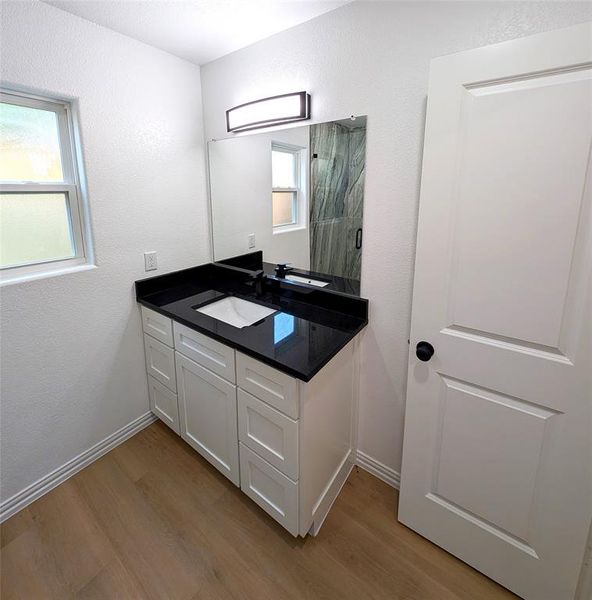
140,304,357,537
235,345,358,538
147,375,180,434
175,350,240,486
142,307,180,435
237,388,299,479
144,334,176,393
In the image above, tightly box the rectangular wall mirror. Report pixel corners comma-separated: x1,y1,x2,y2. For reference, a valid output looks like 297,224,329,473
208,116,367,296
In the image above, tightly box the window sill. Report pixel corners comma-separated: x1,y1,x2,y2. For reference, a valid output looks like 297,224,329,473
0,262,97,287
273,225,307,235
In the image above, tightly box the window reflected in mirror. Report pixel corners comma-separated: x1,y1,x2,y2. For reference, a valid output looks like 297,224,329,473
209,116,366,296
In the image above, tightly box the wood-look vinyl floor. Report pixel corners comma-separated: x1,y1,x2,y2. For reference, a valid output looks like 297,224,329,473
1,421,517,599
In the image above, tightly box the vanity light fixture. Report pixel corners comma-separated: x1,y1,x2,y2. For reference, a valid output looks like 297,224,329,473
226,91,311,133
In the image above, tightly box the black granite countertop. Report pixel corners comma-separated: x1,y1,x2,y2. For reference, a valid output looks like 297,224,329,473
217,251,361,296
135,262,368,382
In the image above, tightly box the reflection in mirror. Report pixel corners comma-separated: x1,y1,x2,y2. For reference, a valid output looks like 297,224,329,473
208,116,366,296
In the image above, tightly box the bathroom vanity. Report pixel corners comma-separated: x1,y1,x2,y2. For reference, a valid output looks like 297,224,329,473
136,262,368,537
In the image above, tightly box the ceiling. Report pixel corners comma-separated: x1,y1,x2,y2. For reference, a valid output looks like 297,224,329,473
42,0,350,66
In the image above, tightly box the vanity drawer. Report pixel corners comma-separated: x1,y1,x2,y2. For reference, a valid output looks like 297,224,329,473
174,322,236,383
141,306,173,347
147,375,180,434
239,443,298,536
236,352,299,419
144,333,176,393
238,389,299,480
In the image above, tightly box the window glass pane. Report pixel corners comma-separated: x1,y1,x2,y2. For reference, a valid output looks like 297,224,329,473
272,149,296,188
0,101,64,182
0,193,75,267
272,191,296,227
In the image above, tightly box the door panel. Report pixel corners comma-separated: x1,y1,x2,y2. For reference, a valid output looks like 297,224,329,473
450,69,591,349
399,22,592,600
176,352,239,486
433,376,556,545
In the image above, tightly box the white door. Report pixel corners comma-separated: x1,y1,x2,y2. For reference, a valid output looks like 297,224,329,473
176,352,240,486
399,23,592,600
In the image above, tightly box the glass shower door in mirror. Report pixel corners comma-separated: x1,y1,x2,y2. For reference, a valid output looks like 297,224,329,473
208,116,367,296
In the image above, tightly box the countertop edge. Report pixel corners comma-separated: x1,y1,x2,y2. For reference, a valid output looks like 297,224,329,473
137,298,367,383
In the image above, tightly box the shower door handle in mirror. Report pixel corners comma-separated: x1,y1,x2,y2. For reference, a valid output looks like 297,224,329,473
355,228,363,250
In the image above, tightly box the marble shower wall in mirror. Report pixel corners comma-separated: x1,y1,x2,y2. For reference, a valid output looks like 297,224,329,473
208,116,366,295
310,120,366,282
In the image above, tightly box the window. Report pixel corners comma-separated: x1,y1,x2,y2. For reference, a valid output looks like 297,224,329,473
0,90,91,283
272,144,301,229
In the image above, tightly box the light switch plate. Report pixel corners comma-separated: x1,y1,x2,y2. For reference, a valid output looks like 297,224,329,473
248,233,256,249
144,251,157,271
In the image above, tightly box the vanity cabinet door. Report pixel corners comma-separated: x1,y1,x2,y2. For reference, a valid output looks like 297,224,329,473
175,352,239,486
147,375,180,434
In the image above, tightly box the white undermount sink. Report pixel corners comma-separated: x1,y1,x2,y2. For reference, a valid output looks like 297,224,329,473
195,296,276,328
285,274,330,287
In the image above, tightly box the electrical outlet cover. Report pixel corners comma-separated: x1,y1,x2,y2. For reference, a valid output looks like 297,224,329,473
144,251,157,271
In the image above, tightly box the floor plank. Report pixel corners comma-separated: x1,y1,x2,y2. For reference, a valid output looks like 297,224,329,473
1,421,517,599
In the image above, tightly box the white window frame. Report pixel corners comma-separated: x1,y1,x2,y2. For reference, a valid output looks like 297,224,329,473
271,142,306,233
0,89,93,285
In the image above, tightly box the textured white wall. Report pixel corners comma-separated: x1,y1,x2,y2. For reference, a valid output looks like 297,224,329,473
200,1,592,474
0,1,210,503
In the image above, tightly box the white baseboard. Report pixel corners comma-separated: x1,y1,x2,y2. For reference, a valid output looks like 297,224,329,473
0,411,157,523
355,450,400,489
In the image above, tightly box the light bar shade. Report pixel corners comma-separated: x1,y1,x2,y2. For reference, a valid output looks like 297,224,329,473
226,92,310,133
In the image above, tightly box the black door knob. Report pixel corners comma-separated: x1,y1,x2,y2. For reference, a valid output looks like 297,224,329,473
416,341,434,362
